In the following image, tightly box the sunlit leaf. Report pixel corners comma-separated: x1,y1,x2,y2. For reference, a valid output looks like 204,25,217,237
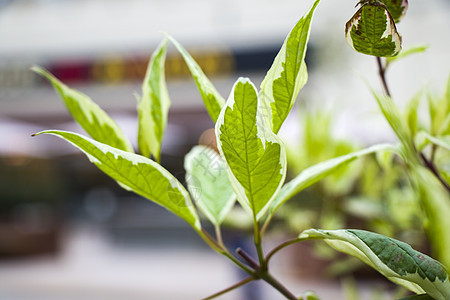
137,38,170,162
299,229,450,300
269,143,395,217
168,35,225,123
345,1,401,57
184,145,235,225
259,0,320,133
32,66,133,152
216,78,286,220
34,130,201,231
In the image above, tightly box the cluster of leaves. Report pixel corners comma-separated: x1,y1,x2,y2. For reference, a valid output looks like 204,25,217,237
32,0,449,299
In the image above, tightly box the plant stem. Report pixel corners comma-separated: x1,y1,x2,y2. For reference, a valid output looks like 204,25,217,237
376,57,391,97
236,248,298,300
420,152,450,193
215,225,224,248
375,56,450,193
201,276,254,300
259,271,298,300
265,238,302,264
236,248,260,270
253,217,266,268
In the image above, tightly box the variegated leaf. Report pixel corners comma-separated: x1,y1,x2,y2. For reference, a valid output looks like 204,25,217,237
345,1,401,57
299,229,450,300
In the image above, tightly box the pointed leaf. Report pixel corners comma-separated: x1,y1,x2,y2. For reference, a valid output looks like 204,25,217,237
34,130,201,230
372,92,418,164
138,38,170,162
215,78,287,220
184,145,235,225
345,1,402,57
167,35,225,123
299,229,450,300
405,90,422,138
386,44,429,65
31,66,133,153
259,0,320,133
419,132,450,152
269,143,396,216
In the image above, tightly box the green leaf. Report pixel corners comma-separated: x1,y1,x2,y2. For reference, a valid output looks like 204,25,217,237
378,0,408,23
269,143,395,217
386,44,429,65
372,92,418,165
215,78,286,220
32,66,133,153
259,0,320,134
398,294,436,300
345,1,402,57
411,167,450,270
405,90,422,138
137,38,170,162
299,229,450,300
167,35,225,123
419,132,450,152
34,130,201,231
184,145,235,226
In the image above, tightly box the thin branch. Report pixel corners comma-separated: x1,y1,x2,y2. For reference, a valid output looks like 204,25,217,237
376,57,450,193
420,152,450,193
265,238,302,265
376,57,391,97
259,271,298,300
236,248,260,271
201,276,255,300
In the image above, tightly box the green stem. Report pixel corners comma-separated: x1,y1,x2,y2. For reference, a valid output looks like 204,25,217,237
236,248,298,300
215,225,224,248
260,271,298,300
265,238,302,265
201,276,254,300
253,216,266,268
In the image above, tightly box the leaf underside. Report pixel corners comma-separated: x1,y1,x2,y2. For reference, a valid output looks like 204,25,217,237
184,145,235,225
345,2,401,57
300,229,450,300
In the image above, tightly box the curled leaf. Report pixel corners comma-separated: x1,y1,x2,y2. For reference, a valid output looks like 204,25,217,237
345,0,402,57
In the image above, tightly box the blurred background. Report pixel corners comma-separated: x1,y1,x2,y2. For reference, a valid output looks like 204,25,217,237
0,0,449,299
